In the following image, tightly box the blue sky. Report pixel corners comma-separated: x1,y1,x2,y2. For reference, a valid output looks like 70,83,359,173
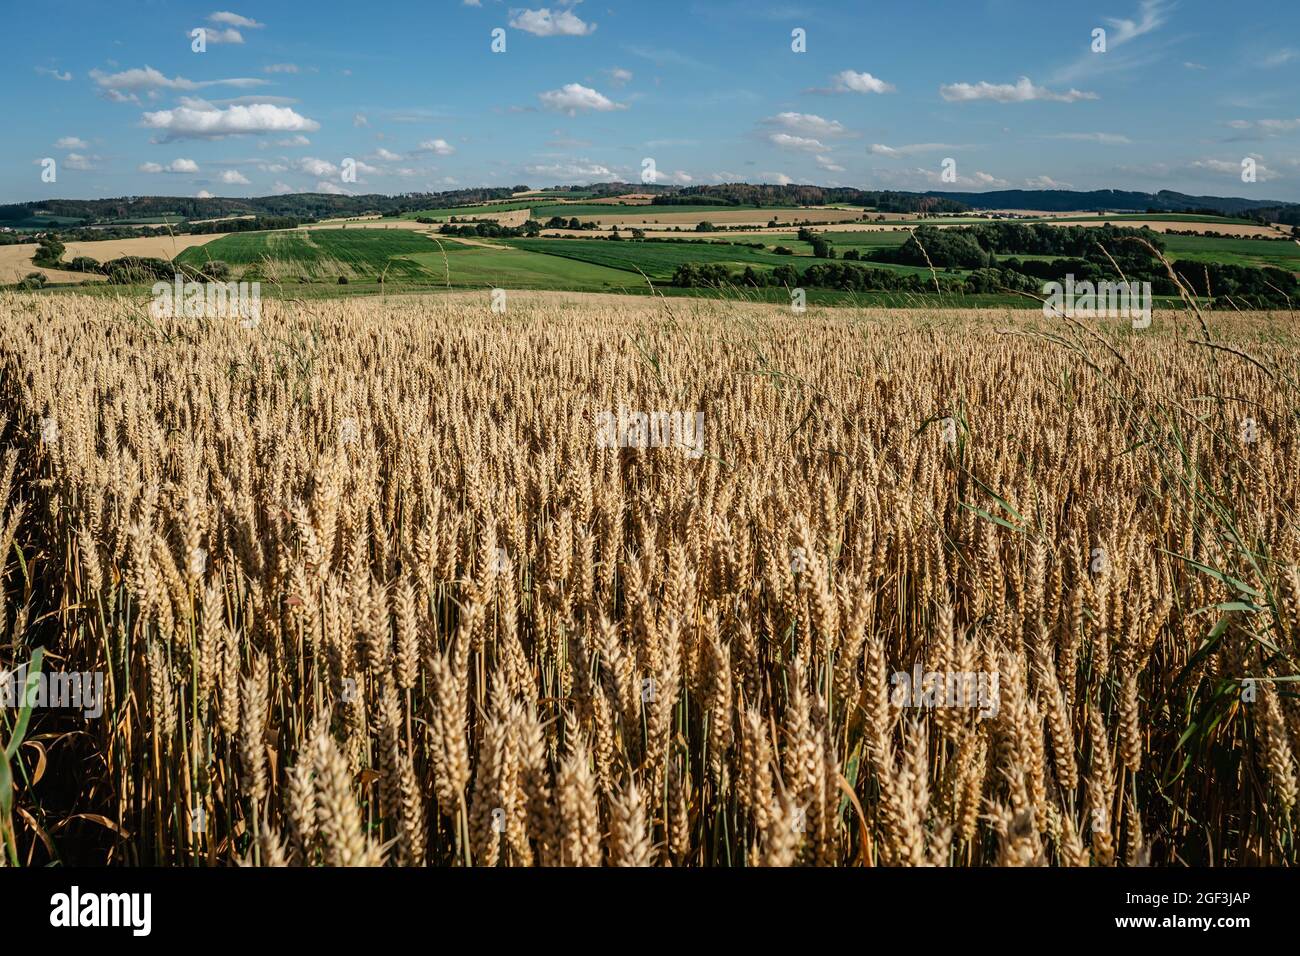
6,0,1300,203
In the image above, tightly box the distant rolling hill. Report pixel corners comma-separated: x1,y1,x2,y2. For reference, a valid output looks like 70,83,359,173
922,187,1297,216
3,184,1297,229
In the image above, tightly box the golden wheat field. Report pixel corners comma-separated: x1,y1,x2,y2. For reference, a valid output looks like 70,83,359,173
1,290,1298,868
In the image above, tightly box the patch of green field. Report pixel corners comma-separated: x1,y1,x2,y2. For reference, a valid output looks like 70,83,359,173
503,236,955,280
962,233,1299,274
501,238,808,279
1160,233,1300,272
761,228,1300,275
530,203,631,219
758,231,910,257
3,215,86,229
405,243,649,291
401,201,538,220
175,228,448,280
159,220,1295,302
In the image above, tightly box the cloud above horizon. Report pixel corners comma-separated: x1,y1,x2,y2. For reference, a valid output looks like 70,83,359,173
141,104,321,141
940,76,1098,103
538,83,625,114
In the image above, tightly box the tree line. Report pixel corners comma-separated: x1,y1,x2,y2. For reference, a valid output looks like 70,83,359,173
653,184,968,213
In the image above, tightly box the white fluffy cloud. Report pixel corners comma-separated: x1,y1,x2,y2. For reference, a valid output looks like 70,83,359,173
209,11,263,28
1049,132,1131,144
1227,118,1300,134
815,155,845,172
64,153,100,170
138,158,199,173
538,83,625,115
870,143,960,156
55,136,88,149
818,70,894,94
605,67,632,86
196,27,245,44
873,166,1008,188
642,167,693,184
91,66,266,92
768,133,827,152
524,161,615,180
219,169,251,184
764,112,847,138
940,76,1097,103
1025,175,1073,188
315,181,354,195
142,103,320,141
1192,156,1277,181
416,138,456,155
196,189,214,198
202,10,261,40
296,157,338,177
35,66,73,81
509,8,596,36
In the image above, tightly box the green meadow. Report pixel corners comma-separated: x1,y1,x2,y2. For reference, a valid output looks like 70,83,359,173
160,224,1298,303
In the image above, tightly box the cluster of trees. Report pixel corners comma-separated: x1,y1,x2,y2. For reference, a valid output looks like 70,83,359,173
185,215,306,235
543,216,600,230
102,257,183,283
881,222,1165,266
95,257,238,284
863,223,1298,306
870,223,1167,276
1163,228,1280,239
1163,261,1297,304
438,220,542,238
554,182,672,198
670,260,1033,295
1251,205,1300,227
653,193,755,208
9,252,237,286
797,227,835,258
32,235,64,266
1001,255,1296,304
